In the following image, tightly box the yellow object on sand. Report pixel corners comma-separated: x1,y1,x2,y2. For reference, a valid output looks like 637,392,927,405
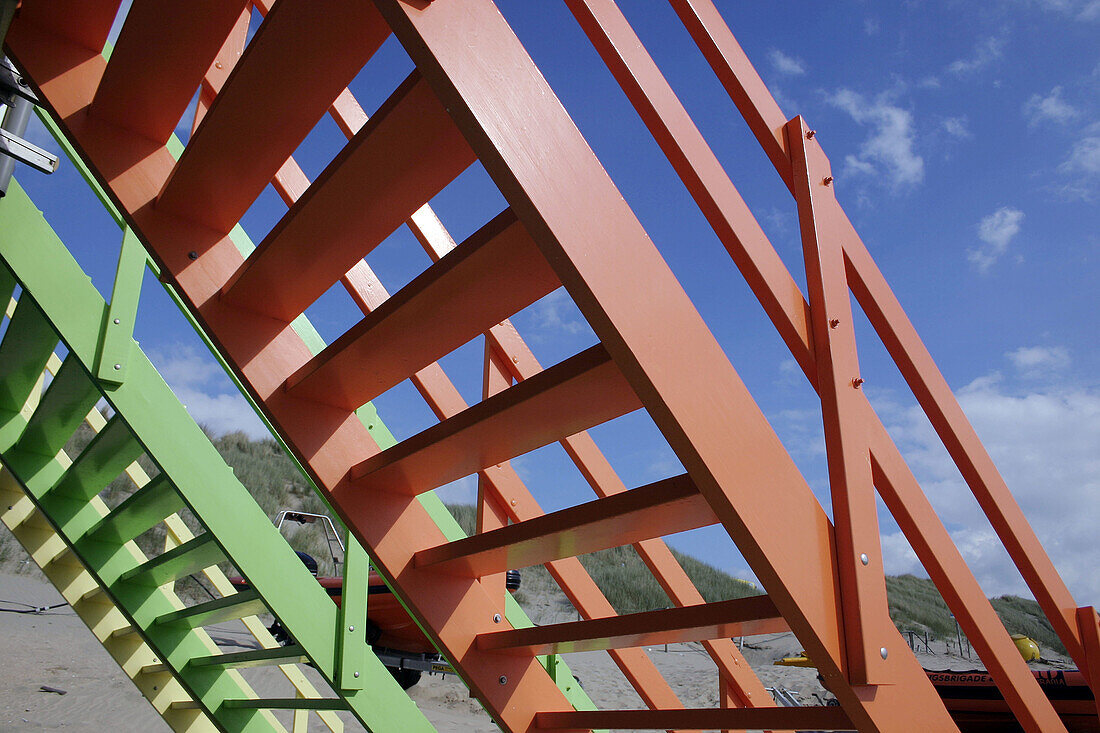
774,652,815,668
1011,634,1040,661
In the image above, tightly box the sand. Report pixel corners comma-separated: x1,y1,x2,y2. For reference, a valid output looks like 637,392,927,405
0,571,1073,732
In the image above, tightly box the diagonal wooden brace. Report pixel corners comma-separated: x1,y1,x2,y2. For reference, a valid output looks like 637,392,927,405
95,228,147,386
337,531,369,691
787,115,893,686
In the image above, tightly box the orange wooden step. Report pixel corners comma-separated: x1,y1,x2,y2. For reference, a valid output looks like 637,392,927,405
14,0,122,53
89,0,248,143
414,473,715,576
221,71,476,321
535,706,852,730
477,594,785,655
350,344,640,495
286,209,558,410
157,0,392,232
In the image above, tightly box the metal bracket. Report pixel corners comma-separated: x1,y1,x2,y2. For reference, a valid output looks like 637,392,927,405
0,56,57,195
0,126,57,174
0,57,36,105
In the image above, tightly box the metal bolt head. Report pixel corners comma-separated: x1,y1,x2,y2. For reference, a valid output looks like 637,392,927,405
187,251,198,260
113,318,121,325
852,377,865,389
348,625,355,632
493,614,502,623
829,318,840,329
823,176,834,186
860,553,869,566
880,647,888,660
353,671,360,678
113,364,121,371
498,675,507,685
806,129,816,139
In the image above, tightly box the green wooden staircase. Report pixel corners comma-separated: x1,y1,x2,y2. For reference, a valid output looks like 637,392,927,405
0,177,438,732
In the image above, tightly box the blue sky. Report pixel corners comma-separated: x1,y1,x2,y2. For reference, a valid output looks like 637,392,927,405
13,0,1098,609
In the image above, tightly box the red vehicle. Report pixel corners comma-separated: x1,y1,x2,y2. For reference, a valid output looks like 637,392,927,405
229,511,520,689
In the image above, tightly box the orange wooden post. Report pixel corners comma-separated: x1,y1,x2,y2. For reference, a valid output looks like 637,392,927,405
1078,607,1100,721
787,116,892,686
478,339,513,606
671,0,1087,676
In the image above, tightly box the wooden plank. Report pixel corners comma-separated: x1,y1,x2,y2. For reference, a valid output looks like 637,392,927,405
157,0,391,231
287,209,557,409
415,473,716,576
221,71,476,320
536,706,852,730
478,595,783,654
351,345,640,495
89,0,248,143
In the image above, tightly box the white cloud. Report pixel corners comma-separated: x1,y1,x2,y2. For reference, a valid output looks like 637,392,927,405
523,288,589,341
968,206,1024,272
1023,86,1079,126
942,116,972,139
828,89,924,188
876,374,1100,605
147,344,269,439
769,49,805,76
1007,346,1071,373
1031,0,1100,20
1061,135,1100,175
1052,124,1100,199
947,35,1006,76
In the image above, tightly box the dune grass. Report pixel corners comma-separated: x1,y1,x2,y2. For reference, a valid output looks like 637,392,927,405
443,504,1063,653
0,428,1065,656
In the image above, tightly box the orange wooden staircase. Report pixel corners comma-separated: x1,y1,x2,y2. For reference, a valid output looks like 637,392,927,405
5,1,1098,731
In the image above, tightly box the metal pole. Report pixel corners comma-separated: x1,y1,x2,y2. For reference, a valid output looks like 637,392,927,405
0,91,31,196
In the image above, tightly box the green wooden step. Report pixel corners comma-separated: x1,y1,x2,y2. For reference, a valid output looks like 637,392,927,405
0,292,57,414
222,698,349,711
155,589,267,629
189,646,309,670
82,474,184,544
16,353,100,458
119,533,224,586
49,414,143,502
